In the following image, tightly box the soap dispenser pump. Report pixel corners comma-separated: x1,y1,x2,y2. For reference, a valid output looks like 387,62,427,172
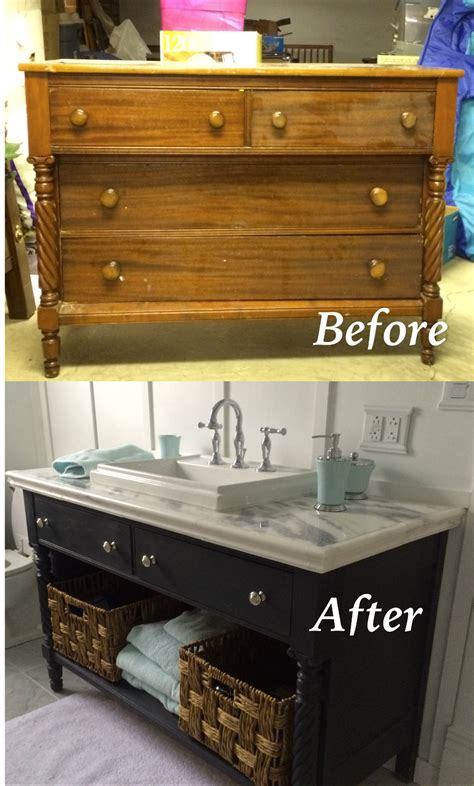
312,433,351,512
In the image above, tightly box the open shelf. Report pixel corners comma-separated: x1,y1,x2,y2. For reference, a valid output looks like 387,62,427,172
54,652,251,785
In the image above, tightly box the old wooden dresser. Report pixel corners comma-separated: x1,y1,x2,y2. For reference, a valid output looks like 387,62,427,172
20,62,461,376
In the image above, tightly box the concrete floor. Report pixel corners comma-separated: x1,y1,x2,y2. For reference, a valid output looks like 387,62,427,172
5,640,415,786
5,258,473,382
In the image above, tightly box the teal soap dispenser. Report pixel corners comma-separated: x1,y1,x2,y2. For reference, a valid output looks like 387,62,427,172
312,433,351,512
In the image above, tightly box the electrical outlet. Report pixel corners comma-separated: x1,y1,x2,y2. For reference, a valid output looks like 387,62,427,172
385,416,401,442
361,406,413,454
368,414,384,442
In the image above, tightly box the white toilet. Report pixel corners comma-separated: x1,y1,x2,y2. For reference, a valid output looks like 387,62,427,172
5,488,41,646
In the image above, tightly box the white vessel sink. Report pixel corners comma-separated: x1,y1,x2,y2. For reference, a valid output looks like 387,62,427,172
90,454,315,511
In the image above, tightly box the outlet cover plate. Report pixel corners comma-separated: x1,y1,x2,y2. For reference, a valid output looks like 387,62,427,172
361,406,414,454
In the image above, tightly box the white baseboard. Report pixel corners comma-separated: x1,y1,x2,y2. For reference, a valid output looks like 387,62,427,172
415,757,439,786
438,726,474,786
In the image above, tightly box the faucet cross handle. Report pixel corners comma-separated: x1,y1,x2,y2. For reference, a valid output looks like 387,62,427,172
198,420,224,465
257,426,287,473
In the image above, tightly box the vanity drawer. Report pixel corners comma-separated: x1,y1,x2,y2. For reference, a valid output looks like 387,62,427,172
251,90,435,151
34,497,133,574
134,528,293,638
59,158,424,232
49,87,245,149
61,234,423,302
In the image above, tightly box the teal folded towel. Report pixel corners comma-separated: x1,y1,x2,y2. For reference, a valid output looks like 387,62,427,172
52,444,154,479
127,622,181,681
120,670,179,715
164,609,234,645
116,644,180,711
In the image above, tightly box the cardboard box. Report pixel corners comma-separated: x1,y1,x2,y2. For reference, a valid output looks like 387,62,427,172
160,30,262,67
42,13,60,60
245,18,290,36
443,205,460,263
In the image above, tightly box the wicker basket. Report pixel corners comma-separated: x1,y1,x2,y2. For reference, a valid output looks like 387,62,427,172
48,571,186,682
179,628,296,786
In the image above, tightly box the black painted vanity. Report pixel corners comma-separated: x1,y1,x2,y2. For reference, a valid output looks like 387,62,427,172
13,476,461,786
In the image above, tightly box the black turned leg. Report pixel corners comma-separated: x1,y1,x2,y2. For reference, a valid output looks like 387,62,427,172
395,745,416,783
289,651,325,786
33,544,63,692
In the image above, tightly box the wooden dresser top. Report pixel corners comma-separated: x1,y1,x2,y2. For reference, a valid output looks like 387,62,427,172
19,60,463,79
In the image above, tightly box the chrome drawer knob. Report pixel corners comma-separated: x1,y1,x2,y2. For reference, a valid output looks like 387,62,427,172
102,261,121,281
141,555,156,568
209,111,225,129
369,187,389,207
249,590,266,606
272,111,287,130
102,541,117,553
36,517,49,529
100,188,120,209
400,111,417,130
70,108,88,127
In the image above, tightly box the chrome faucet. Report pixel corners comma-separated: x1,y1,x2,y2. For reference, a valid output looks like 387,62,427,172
198,399,248,469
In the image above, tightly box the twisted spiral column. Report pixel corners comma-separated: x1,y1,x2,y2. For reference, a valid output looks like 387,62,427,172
33,544,63,692
28,156,61,377
421,156,450,365
288,650,325,786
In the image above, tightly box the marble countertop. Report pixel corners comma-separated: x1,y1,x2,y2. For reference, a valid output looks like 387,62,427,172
7,468,464,574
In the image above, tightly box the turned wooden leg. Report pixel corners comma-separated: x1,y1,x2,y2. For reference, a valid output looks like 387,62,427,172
289,651,325,786
395,745,416,783
33,544,63,692
28,155,61,378
420,156,450,365
41,329,61,378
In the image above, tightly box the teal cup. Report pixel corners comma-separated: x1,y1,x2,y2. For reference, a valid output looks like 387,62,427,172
158,434,181,458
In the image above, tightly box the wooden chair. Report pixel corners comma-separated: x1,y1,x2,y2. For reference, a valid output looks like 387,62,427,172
284,44,334,63
5,176,35,320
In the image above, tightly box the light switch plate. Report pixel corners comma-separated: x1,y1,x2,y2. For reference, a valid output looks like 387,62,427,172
438,382,474,411
361,406,414,454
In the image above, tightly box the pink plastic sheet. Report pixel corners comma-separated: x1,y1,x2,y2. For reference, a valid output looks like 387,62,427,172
161,0,247,31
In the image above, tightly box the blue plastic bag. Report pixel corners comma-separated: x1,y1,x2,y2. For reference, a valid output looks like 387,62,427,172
420,0,474,259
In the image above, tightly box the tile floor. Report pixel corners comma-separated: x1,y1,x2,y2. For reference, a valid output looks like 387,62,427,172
5,640,414,785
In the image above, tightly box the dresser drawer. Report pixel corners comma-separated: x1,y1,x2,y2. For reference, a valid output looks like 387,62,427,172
34,497,133,574
61,234,423,302
251,90,435,151
59,158,424,232
49,88,245,149
134,528,293,637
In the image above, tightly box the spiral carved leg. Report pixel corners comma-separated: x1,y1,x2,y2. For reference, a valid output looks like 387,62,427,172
421,156,449,365
33,545,63,692
289,651,325,786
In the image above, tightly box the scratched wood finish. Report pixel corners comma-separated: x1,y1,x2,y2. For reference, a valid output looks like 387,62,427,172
59,158,424,232
49,87,245,148
61,234,423,302
251,90,435,151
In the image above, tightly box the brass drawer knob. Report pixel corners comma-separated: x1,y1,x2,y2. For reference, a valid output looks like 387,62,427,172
69,108,88,127
36,517,49,529
369,187,389,207
400,111,417,130
272,111,287,130
249,590,266,606
102,261,121,281
141,554,156,568
102,540,117,553
100,188,119,209
209,111,225,129
368,259,386,279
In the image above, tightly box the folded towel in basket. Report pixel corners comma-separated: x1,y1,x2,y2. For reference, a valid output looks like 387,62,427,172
120,670,179,715
163,609,234,645
52,444,154,479
117,644,180,709
127,621,181,681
